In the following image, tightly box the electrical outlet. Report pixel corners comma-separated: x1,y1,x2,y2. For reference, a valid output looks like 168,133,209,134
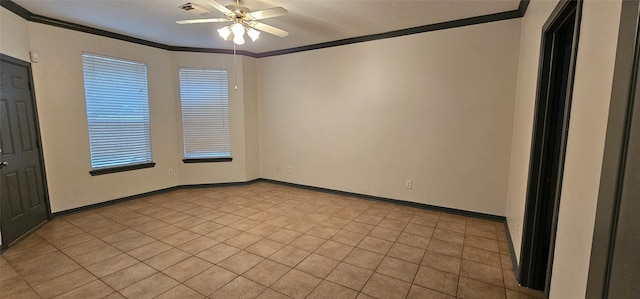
405,180,412,189
168,169,174,176
288,166,292,173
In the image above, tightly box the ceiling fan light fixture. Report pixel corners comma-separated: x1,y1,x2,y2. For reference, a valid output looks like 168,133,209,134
177,0,289,45
233,35,244,46
217,26,231,40
247,28,260,41
231,23,245,37
233,34,245,45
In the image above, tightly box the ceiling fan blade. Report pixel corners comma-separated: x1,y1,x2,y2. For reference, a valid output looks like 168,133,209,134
176,18,229,24
206,0,234,15
246,7,288,20
250,21,289,37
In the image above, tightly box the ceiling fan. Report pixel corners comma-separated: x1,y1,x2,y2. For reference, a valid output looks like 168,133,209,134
176,0,289,45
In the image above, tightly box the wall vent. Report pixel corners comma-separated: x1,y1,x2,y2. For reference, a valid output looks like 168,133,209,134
180,3,212,15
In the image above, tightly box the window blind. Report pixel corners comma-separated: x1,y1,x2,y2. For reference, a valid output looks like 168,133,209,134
179,68,231,159
82,53,152,170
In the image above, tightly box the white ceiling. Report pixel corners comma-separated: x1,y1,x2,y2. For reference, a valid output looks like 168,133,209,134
12,0,521,54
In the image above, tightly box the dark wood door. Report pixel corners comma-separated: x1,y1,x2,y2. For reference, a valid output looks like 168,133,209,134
0,56,48,246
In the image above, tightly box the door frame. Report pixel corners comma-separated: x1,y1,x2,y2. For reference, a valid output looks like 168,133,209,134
518,0,582,293
586,0,640,297
0,53,51,249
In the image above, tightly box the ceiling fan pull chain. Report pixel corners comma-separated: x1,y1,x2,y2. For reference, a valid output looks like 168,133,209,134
234,43,238,90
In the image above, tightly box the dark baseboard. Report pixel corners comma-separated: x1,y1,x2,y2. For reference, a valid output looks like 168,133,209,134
50,179,262,218
258,178,506,222
179,179,260,189
50,177,506,223
51,185,181,218
505,221,521,278
27,178,519,264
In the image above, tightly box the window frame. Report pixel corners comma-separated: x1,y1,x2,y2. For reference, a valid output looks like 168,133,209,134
82,52,155,175
178,67,232,163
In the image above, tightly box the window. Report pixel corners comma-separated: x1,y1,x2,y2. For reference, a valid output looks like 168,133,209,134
82,53,153,175
179,68,231,162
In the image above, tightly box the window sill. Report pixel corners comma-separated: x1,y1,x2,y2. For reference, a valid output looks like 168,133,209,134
89,162,156,176
183,158,233,163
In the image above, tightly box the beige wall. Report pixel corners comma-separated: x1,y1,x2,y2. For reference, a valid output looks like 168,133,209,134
0,7,30,62
549,1,621,297
505,0,560,262
172,52,254,185
0,16,255,213
505,0,622,298
243,56,260,181
257,19,522,216
28,23,181,212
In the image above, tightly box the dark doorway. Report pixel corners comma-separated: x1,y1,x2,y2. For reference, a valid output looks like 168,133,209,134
0,54,50,247
519,0,581,292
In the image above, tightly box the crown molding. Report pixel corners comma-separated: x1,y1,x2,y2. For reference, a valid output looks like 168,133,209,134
1,0,529,58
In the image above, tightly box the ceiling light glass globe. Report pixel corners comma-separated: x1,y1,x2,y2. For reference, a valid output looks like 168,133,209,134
247,28,260,41
233,35,245,45
231,23,245,36
217,26,231,40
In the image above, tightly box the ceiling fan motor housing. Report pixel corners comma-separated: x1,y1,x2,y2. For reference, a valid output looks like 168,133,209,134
226,5,251,17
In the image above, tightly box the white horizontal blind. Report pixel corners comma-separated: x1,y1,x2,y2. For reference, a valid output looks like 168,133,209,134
82,53,152,169
179,68,231,159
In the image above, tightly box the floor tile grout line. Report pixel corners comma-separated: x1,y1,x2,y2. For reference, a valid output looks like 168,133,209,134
59,206,216,297
302,236,358,297
408,226,434,298
2,183,537,299
456,218,468,298
16,225,116,298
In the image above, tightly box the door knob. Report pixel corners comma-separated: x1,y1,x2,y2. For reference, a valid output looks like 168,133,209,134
0,161,7,168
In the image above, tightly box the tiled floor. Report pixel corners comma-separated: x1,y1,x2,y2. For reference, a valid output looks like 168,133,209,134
0,182,544,299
